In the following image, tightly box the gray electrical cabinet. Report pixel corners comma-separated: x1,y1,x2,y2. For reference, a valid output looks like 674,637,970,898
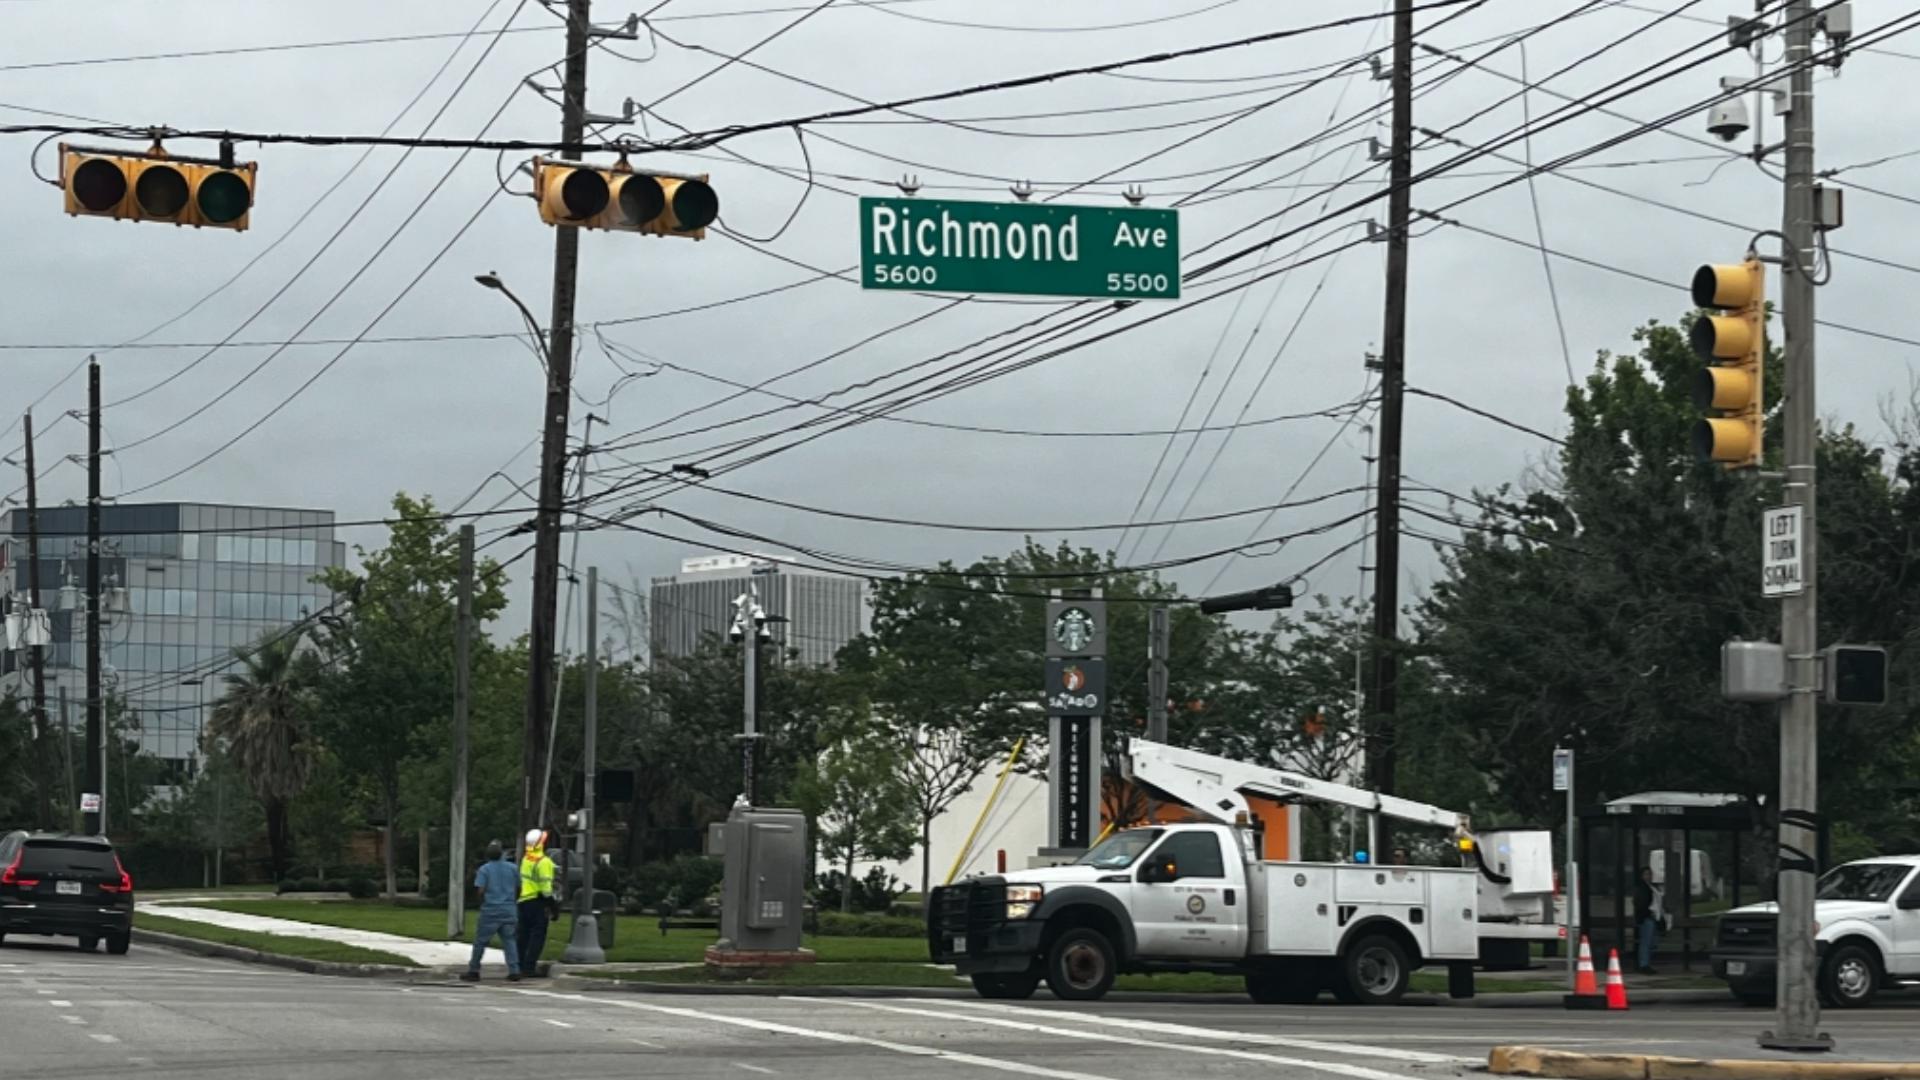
716,805,807,953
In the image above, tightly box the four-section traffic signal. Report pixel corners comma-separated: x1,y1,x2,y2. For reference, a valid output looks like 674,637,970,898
532,157,718,238
60,144,257,231
1689,257,1766,468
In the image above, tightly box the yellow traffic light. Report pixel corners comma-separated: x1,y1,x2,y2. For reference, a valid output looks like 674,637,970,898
1689,258,1765,468
60,144,256,230
531,157,717,238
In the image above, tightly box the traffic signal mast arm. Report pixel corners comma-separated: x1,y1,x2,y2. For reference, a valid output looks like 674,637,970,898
1123,738,1471,837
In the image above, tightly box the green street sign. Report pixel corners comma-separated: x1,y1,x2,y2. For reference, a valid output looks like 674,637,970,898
859,196,1179,301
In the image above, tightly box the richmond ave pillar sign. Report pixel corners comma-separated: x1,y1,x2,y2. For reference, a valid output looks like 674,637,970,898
859,196,1179,300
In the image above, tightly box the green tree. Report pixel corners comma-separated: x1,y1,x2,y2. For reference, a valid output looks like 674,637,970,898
204,632,316,879
790,731,917,911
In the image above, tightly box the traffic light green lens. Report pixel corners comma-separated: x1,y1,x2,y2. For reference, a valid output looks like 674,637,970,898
71,159,127,211
135,165,189,217
197,171,249,223
671,180,719,230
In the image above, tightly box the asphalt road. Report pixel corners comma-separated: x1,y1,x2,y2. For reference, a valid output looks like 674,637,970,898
2,938,1916,1079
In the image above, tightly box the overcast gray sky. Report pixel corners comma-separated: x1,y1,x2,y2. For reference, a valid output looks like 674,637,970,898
4,0,1917,648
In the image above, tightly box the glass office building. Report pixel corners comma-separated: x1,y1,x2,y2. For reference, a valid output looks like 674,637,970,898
650,553,867,668
2,502,343,777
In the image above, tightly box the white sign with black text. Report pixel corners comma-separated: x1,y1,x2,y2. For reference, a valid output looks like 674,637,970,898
1762,504,1804,598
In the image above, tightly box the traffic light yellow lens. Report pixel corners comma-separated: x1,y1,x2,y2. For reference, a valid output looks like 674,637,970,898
1694,418,1753,463
71,158,127,211
670,179,719,230
197,171,249,223
135,165,189,217
617,175,665,225
559,169,609,219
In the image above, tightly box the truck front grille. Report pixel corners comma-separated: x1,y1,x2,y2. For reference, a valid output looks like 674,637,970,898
1717,914,1777,952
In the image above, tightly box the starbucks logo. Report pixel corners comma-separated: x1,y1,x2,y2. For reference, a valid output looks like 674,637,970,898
1053,607,1097,652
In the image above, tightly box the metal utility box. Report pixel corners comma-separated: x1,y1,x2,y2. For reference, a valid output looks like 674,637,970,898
716,805,807,952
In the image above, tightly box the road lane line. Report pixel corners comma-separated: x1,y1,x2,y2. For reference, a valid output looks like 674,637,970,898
631,1038,663,1050
35,989,55,996
829,1000,1434,1080
734,1064,777,1075
504,988,1125,1080
542,1018,574,1028
49,999,72,1006
949,999,1473,1065
88,1033,119,1044
61,1014,86,1025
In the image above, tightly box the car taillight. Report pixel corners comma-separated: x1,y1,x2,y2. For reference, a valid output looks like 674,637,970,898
0,850,37,888
100,855,132,894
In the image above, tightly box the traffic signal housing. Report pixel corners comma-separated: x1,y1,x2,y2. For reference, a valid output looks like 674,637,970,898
60,144,256,231
532,157,717,238
1689,257,1765,468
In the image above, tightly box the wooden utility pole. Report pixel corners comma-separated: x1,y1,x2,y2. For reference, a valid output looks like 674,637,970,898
1364,0,1414,858
83,358,104,837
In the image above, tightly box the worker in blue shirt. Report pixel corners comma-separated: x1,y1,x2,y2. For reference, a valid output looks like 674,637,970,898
462,840,522,982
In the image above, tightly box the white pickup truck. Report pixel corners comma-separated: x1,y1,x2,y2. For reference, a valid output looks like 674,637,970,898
1712,854,1920,1007
928,741,1560,1004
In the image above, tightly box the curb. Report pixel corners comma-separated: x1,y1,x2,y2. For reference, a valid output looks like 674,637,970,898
132,928,422,978
1490,1046,1920,1080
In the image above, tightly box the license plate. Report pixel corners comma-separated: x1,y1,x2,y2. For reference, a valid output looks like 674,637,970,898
56,881,82,896
1726,961,1747,976
950,937,966,955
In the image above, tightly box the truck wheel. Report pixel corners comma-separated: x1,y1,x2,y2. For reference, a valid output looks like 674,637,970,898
972,971,1040,1000
1818,943,1879,1008
1337,934,1411,1005
1246,966,1319,1005
1044,927,1115,1001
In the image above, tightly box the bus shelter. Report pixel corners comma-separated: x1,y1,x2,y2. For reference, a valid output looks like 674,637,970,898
1576,792,1829,970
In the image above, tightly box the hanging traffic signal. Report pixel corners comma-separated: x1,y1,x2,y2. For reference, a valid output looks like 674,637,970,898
1689,257,1765,468
531,157,717,238
60,143,256,231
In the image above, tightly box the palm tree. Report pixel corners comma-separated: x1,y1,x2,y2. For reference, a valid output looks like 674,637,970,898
204,632,315,880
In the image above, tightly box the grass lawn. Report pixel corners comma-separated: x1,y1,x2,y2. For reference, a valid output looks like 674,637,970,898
186,900,928,963
136,913,420,968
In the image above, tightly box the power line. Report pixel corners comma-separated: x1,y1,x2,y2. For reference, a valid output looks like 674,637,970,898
840,0,1247,33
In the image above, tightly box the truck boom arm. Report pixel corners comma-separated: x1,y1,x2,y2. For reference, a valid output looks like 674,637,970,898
1123,739,1469,835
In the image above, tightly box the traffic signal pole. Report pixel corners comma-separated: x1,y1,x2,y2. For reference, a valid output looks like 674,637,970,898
1762,0,1825,1052
1364,0,1414,860
84,358,103,837
522,0,591,843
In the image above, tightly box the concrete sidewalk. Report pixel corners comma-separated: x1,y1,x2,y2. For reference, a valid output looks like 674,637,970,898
138,900,486,970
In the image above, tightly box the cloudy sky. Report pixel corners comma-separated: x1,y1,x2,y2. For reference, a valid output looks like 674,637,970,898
3,0,1916,650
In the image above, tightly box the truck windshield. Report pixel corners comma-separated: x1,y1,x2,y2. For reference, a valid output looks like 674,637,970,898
1076,829,1163,870
1815,863,1913,902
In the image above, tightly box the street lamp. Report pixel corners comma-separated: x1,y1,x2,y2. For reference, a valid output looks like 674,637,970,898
474,272,551,371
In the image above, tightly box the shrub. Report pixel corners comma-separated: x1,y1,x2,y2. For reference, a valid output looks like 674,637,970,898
816,910,926,938
811,866,907,913
275,878,349,895
345,876,378,900
623,855,724,914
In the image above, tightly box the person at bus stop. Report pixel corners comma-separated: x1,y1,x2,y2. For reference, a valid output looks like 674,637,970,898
1634,865,1665,974
517,829,558,976
461,840,521,982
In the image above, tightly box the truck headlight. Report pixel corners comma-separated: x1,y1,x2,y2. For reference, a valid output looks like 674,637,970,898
1006,885,1044,919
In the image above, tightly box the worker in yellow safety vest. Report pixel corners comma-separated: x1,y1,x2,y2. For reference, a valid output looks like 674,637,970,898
516,829,557,976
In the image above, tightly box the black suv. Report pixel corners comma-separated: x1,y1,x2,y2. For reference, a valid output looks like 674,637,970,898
0,831,135,954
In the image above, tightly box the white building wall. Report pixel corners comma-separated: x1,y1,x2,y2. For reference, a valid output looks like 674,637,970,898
845,771,1050,894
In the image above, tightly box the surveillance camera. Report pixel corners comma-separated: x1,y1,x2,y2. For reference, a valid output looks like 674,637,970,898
1706,98,1750,142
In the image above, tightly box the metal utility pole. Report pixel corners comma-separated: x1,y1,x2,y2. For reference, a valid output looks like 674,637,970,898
521,0,592,840
730,588,766,806
448,524,474,940
83,358,103,838
561,566,605,964
1363,0,1414,860
1146,607,1169,743
1762,0,1825,1052
22,411,53,831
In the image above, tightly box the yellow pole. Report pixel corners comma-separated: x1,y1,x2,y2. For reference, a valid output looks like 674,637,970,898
945,737,1025,885
1092,820,1115,848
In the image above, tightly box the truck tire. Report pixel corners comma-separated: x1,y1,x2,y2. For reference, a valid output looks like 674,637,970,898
972,971,1041,1000
1336,934,1411,1006
1246,965,1320,1005
1818,943,1880,1008
1044,927,1116,1001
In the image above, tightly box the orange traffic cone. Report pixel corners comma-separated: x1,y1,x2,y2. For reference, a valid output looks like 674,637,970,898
1604,949,1629,1010
1562,935,1606,1009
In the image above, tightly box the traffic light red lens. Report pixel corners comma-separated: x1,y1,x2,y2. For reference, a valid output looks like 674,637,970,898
617,175,665,225
135,165,189,217
559,170,609,219
197,171,249,223
70,158,127,211
670,180,719,230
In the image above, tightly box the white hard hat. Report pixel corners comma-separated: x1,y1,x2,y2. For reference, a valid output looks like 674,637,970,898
524,828,544,847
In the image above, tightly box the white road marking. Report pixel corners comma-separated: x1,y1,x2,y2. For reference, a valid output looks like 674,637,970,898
733,1064,776,1075
505,988,1125,1080
952,999,1474,1065
35,989,55,996
630,1038,664,1050
89,1033,120,1044
127,1056,154,1067
542,1018,574,1029
489,1006,511,1014
49,999,72,1007
61,1014,86,1025
831,1000,1434,1080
